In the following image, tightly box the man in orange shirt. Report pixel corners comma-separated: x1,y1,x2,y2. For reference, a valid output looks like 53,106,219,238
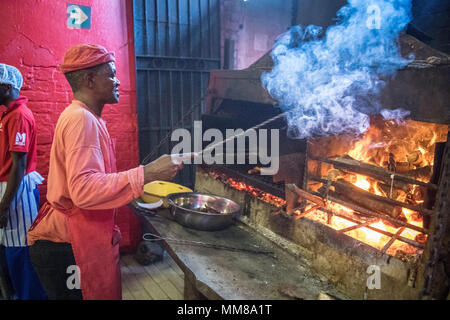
27,44,183,300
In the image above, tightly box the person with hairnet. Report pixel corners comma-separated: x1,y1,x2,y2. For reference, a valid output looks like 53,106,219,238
0,63,47,299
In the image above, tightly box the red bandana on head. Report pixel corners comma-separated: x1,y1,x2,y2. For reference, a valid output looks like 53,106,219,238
58,44,116,74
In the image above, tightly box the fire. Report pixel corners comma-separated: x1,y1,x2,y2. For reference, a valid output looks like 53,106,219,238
306,119,448,256
206,119,448,258
208,170,286,208
353,176,371,191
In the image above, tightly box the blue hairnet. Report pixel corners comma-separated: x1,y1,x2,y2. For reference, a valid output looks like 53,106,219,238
0,64,23,91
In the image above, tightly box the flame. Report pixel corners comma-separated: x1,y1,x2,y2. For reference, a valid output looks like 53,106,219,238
354,176,371,191
208,170,286,208
206,119,447,258
307,119,448,256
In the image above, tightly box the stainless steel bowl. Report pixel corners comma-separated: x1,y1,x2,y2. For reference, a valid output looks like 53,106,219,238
166,192,241,231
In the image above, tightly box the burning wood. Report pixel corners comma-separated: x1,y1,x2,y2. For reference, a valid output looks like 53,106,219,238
311,176,433,217
287,180,429,235
317,206,425,249
331,188,406,224
414,233,427,244
208,169,286,207
310,155,438,191
286,184,326,207
303,119,447,255
327,169,344,181
406,150,423,166
404,166,432,181
308,189,429,235
395,161,415,173
377,182,406,200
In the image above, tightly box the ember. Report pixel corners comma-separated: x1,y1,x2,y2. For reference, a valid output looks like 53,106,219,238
305,118,449,257
206,118,448,259
207,171,286,208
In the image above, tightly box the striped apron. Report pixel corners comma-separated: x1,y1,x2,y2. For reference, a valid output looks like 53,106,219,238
0,171,44,247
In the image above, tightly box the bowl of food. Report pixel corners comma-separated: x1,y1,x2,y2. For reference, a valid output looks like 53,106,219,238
166,193,241,231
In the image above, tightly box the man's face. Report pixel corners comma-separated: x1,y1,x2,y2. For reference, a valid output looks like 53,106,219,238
92,62,120,104
0,83,12,106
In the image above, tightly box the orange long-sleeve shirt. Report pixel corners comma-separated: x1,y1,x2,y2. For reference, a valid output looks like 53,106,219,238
28,100,144,244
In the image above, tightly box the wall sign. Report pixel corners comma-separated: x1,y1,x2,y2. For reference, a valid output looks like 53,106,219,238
67,3,91,29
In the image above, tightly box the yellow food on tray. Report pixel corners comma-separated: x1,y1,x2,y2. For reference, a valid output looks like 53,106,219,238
142,181,193,208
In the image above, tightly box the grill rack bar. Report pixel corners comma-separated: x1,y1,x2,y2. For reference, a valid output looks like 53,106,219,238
316,207,424,250
285,183,426,250
273,200,424,250
204,168,426,253
287,183,429,234
309,175,433,217
308,156,438,191
310,190,429,234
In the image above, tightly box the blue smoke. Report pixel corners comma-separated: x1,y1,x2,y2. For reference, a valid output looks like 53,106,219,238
261,0,413,139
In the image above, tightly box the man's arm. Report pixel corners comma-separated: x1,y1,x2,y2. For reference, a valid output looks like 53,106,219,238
0,152,27,228
61,109,182,210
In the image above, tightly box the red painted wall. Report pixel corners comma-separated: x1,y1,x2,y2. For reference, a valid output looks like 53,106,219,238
0,0,141,252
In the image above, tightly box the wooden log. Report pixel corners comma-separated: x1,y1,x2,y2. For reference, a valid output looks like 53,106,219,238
406,150,423,166
412,187,425,203
317,206,425,249
327,169,344,181
415,233,427,244
286,183,326,207
377,182,407,200
395,161,415,173
403,166,432,180
329,188,407,228
336,156,433,188
309,190,429,235
332,185,405,223
287,183,429,234
310,176,433,217
395,162,432,180
309,155,438,191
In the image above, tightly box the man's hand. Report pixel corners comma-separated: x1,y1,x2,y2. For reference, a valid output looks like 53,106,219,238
143,154,183,183
0,206,9,228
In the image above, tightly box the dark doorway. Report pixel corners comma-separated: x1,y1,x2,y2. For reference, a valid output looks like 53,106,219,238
133,0,221,188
